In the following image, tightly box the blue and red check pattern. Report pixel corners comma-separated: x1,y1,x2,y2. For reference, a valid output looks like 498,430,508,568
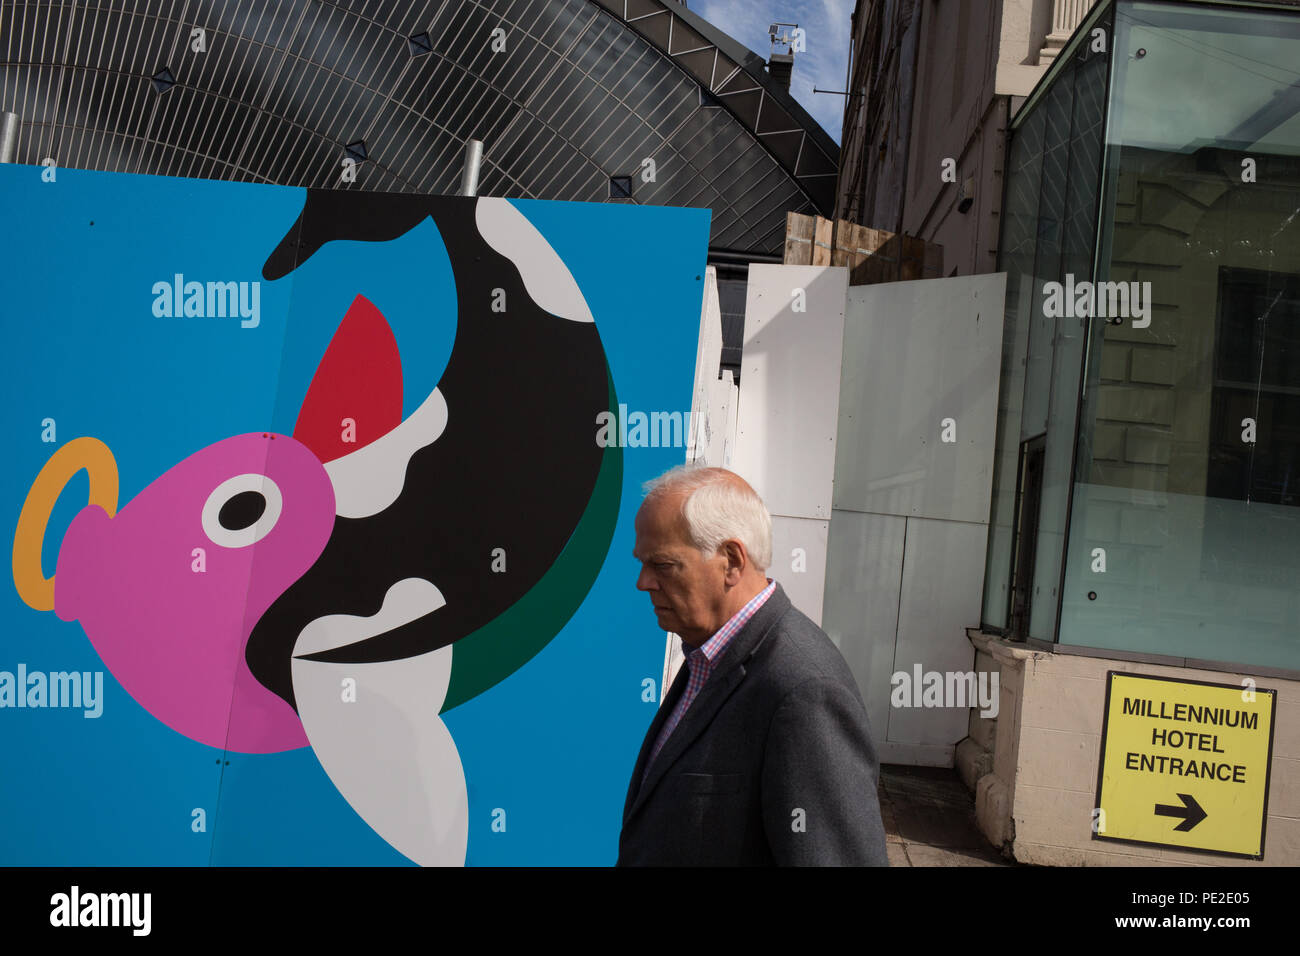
643,579,776,780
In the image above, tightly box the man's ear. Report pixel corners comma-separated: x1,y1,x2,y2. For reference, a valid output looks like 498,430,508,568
721,539,747,584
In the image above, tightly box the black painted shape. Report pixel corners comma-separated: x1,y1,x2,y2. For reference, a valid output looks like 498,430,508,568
248,191,608,712
219,491,266,531
262,191,438,282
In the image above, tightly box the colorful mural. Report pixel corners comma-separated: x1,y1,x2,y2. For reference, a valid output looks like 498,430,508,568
0,165,708,865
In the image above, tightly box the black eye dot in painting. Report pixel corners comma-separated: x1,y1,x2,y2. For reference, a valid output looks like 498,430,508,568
219,490,267,531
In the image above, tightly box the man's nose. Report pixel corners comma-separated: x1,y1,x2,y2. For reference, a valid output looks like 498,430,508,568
636,565,655,592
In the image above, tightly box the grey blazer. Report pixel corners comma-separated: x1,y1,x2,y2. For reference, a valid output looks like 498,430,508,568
617,583,889,866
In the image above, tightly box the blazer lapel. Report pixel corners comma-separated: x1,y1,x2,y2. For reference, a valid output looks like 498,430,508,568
622,659,691,821
624,584,792,823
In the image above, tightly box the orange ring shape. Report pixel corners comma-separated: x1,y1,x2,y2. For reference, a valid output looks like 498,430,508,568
12,437,118,612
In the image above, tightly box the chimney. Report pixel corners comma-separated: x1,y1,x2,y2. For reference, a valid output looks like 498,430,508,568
767,52,793,91
767,23,797,92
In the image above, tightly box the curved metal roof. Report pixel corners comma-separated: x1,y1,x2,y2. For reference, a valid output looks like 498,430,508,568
0,0,838,259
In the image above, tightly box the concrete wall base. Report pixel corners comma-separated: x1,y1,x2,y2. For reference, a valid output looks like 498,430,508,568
964,629,1300,866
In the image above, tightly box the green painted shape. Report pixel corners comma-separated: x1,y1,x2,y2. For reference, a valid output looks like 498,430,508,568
442,365,623,712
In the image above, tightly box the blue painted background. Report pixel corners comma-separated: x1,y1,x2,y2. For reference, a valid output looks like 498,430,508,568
0,163,709,865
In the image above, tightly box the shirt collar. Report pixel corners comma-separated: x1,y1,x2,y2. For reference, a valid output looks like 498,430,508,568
690,578,776,665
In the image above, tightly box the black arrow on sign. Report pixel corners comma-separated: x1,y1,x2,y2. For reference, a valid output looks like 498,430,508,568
1154,793,1207,832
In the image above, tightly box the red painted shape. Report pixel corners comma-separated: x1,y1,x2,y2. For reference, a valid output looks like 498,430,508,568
294,294,403,463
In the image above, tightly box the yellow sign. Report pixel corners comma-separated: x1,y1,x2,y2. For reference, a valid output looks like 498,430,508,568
1094,671,1276,859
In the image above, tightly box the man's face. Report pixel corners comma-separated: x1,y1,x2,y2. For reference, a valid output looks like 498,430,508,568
632,493,727,646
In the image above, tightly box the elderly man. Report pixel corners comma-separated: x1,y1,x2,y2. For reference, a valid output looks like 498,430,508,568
617,464,888,866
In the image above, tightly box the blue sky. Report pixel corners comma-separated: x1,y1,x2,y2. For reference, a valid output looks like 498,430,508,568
690,0,853,144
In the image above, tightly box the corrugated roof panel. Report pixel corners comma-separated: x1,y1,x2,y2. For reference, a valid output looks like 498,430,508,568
0,0,836,259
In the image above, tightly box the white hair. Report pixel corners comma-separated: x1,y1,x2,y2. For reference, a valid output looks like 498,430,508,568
642,464,772,571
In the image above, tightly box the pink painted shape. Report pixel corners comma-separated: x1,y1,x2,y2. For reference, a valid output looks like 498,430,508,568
54,433,335,753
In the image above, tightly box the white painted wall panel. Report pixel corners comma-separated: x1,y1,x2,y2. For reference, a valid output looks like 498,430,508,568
768,515,829,625
833,273,1007,524
665,266,729,694
732,265,847,520
708,370,738,467
824,272,1007,767
886,517,988,749
688,266,724,464
822,509,906,757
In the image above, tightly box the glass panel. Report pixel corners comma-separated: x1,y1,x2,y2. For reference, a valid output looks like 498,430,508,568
1059,0,1300,670
1028,24,1110,645
1021,68,1077,441
982,99,1047,629
983,12,1109,635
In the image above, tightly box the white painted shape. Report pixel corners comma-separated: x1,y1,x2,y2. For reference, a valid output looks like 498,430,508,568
833,273,1007,524
200,473,283,549
661,633,685,699
293,578,446,657
821,509,906,759
732,264,847,520
769,515,828,625
688,266,724,463
717,369,738,467
292,643,467,867
325,387,448,519
667,265,725,691
474,197,594,323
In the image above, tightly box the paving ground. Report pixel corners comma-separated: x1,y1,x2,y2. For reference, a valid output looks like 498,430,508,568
879,764,1014,866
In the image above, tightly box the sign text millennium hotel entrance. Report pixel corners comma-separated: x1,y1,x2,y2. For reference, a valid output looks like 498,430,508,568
1095,672,1276,859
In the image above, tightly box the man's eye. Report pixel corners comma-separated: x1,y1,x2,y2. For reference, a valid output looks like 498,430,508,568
656,563,673,571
